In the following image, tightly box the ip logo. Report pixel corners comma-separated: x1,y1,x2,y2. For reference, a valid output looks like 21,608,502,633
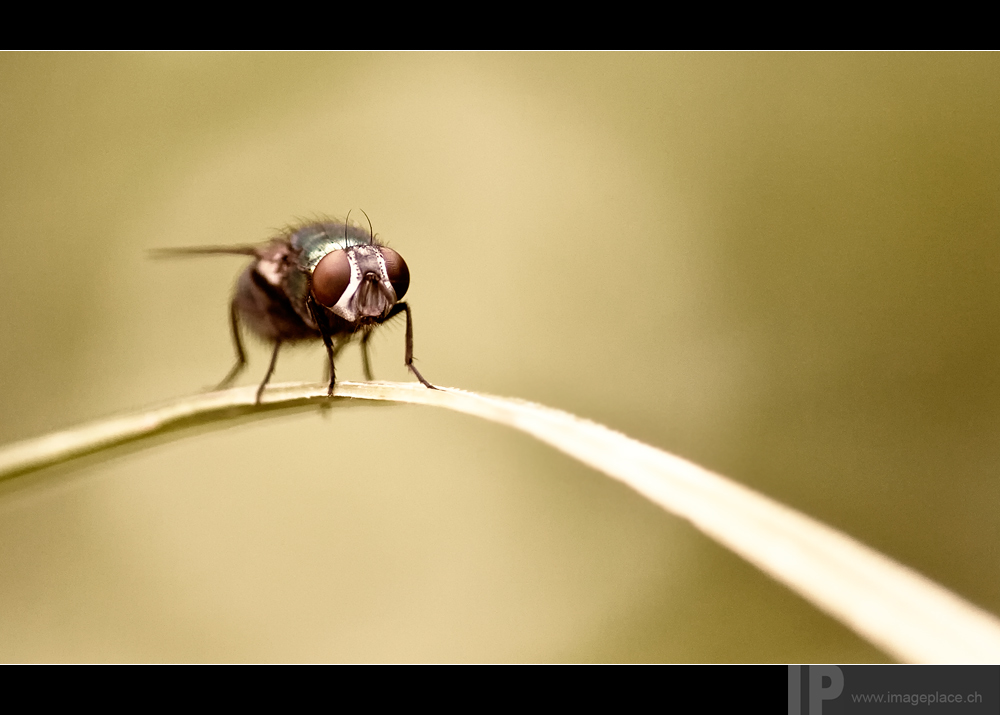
789,665,844,715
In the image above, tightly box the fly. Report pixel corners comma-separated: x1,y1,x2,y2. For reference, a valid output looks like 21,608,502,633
155,217,435,403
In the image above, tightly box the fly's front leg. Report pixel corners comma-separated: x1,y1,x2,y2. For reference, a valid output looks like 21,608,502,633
360,330,375,381
396,301,436,389
217,300,247,390
308,297,338,396
256,340,283,404
323,339,349,383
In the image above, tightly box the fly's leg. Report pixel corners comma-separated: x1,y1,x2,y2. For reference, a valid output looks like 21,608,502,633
308,297,338,396
217,301,247,390
323,339,349,383
256,340,283,404
386,301,436,389
361,330,375,381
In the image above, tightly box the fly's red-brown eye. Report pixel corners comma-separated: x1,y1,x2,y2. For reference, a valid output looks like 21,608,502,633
311,249,352,307
380,247,409,300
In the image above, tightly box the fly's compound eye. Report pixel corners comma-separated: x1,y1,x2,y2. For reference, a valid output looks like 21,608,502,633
312,249,352,307
380,247,409,301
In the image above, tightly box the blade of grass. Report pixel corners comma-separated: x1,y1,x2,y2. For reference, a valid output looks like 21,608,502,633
1,380,998,663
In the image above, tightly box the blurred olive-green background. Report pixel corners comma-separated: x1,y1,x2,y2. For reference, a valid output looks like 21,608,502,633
1,53,998,662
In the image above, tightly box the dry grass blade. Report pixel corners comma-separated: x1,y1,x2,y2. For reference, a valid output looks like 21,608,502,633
1,380,998,663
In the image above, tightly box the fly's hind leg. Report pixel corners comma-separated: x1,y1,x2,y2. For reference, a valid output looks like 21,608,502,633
217,300,247,390
255,340,283,404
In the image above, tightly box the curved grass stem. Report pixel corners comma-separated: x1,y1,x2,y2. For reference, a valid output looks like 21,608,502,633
1,381,998,663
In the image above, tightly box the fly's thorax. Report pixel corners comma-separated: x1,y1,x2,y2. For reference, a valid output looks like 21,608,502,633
289,222,366,271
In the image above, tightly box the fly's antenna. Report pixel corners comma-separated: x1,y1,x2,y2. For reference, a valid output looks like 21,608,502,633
360,208,374,245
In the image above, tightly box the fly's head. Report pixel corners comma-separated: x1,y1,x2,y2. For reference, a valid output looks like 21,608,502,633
310,243,409,324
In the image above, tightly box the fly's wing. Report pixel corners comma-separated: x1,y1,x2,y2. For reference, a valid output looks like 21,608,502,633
148,244,265,259
151,239,304,319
